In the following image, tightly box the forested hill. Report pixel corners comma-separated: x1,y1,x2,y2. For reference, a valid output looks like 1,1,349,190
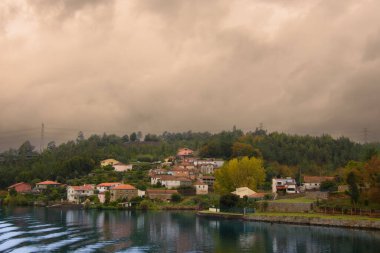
0,129,378,189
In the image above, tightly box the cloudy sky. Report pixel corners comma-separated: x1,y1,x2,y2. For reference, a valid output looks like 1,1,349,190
1,0,379,149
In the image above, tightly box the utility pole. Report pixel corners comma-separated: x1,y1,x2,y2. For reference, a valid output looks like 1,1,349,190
40,123,45,152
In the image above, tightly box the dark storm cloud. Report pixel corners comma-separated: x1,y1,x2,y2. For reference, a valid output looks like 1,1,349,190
0,0,380,150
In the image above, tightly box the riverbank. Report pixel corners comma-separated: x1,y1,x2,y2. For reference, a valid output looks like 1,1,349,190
198,211,380,230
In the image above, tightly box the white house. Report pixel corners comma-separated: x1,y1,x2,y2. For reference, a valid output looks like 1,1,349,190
272,178,297,194
194,181,208,195
151,175,192,189
96,182,121,192
232,187,257,198
303,176,334,191
67,185,95,204
113,163,133,172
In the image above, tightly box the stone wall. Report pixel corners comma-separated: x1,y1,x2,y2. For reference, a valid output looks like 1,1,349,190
305,191,328,199
245,215,380,230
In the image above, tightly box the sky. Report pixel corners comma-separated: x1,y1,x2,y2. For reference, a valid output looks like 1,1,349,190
1,0,380,150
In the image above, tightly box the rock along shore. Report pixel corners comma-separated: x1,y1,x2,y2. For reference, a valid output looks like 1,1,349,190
197,211,380,230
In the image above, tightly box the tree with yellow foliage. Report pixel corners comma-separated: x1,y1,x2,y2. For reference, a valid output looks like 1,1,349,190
214,156,265,194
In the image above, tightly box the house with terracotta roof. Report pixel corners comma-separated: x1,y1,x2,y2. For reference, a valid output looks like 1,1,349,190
96,182,121,192
35,180,62,190
248,192,266,200
200,176,215,187
67,184,95,203
176,148,194,159
8,182,32,193
194,181,208,195
272,178,297,194
113,162,133,172
303,176,335,191
110,184,138,202
146,189,178,201
151,175,192,189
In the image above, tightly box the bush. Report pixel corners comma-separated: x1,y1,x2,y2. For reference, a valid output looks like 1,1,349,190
137,199,159,210
219,193,239,210
320,180,338,192
171,193,182,203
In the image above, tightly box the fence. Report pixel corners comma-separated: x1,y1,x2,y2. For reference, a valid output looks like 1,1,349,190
316,207,380,217
220,207,255,214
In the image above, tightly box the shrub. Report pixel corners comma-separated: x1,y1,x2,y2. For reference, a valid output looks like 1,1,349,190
219,193,239,210
171,193,182,203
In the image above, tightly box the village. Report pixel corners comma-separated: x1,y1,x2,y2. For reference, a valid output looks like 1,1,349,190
5,147,346,213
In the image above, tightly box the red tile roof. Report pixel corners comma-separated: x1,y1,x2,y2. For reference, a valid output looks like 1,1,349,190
36,180,61,185
177,148,194,156
201,176,215,180
70,185,94,191
112,184,136,190
248,193,266,198
8,182,29,189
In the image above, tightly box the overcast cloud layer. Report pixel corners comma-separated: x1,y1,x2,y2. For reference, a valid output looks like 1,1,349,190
1,0,380,149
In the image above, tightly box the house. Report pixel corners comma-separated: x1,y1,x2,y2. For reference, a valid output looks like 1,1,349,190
151,175,192,189
198,163,217,175
146,189,178,201
272,178,297,194
36,180,62,190
8,182,32,193
113,163,133,172
100,158,120,167
96,182,121,193
110,184,138,202
176,148,194,159
67,185,95,204
200,176,215,187
232,187,256,198
303,176,335,191
194,181,208,195
194,159,224,168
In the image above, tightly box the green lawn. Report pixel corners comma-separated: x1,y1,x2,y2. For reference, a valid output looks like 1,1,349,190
250,212,380,221
270,197,315,204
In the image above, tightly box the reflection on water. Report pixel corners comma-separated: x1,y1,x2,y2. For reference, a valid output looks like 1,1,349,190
0,207,379,253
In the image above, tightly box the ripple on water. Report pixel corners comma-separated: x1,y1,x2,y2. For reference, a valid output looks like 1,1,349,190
0,231,24,241
0,237,33,252
0,226,18,233
72,240,115,252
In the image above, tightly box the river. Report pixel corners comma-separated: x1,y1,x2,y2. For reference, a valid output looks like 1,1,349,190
0,207,379,252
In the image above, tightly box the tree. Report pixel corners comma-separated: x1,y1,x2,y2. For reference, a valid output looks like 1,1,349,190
219,193,239,210
105,191,111,204
347,172,360,205
231,142,254,158
171,193,182,202
122,134,129,142
18,141,35,155
130,132,137,142
320,180,338,192
77,131,85,143
47,141,56,151
214,156,265,194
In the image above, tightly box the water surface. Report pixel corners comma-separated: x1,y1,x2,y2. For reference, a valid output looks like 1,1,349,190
0,207,379,252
